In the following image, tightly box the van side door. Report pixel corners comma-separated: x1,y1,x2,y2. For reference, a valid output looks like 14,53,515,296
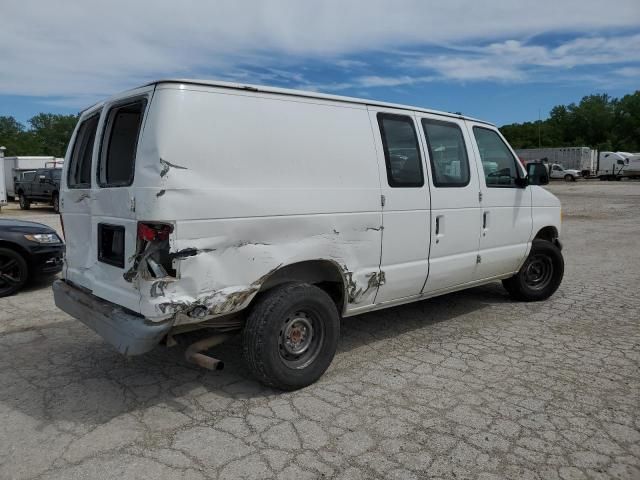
466,123,532,280
367,108,431,304
417,114,482,294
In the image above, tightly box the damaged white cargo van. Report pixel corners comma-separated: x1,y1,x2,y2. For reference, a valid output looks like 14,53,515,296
53,80,563,390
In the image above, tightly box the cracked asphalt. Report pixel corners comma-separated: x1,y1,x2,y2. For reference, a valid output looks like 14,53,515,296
1,181,639,479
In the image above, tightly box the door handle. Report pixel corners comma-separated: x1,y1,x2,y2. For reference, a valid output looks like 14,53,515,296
482,211,489,235
435,215,444,243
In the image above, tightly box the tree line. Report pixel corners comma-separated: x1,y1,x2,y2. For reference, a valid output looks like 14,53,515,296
1,90,639,158
0,114,78,158
500,91,640,152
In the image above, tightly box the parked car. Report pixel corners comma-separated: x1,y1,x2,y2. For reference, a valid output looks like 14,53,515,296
549,163,582,181
15,168,62,212
0,219,64,297
53,79,563,390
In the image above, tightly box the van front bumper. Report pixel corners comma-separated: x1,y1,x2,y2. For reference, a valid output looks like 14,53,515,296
53,279,172,355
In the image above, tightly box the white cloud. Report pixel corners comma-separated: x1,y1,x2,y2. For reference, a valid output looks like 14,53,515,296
409,34,640,82
0,0,638,104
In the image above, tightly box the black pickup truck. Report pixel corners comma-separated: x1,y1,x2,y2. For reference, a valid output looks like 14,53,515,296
15,168,62,213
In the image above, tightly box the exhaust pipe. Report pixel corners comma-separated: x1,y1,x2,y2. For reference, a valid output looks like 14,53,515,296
185,334,232,371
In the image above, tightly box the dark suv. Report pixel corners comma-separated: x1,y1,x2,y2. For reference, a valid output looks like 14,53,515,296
15,168,62,213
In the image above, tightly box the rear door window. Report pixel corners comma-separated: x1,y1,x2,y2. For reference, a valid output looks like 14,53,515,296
98,100,146,187
68,113,100,188
377,113,424,187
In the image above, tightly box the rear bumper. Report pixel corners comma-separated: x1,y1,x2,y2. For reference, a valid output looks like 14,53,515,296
53,279,172,355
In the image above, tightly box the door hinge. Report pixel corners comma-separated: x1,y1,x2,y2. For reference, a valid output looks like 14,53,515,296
130,197,136,212
478,191,483,202
381,194,386,207
476,254,482,264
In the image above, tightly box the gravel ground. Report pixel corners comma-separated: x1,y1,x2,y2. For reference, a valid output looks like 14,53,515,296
0,181,638,479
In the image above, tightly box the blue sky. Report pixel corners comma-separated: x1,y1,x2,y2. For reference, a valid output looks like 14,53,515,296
1,1,639,127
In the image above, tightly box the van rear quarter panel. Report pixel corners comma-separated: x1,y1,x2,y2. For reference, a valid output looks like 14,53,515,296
135,85,383,322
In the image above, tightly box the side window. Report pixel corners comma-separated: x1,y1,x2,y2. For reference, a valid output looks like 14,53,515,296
377,113,424,188
52,170,62,181
68,113,100,188
98,100,146,187
23,171,36,182
473,127,521,187
421,119,470,187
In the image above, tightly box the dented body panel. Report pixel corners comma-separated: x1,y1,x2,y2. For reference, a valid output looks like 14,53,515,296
55,79,562,356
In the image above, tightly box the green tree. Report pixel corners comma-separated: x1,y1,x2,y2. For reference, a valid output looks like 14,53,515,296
500,91,639,152
27,113,78,157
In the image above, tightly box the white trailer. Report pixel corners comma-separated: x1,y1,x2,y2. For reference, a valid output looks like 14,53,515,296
515,147,597,176
3,156,64,200
0,147,7,208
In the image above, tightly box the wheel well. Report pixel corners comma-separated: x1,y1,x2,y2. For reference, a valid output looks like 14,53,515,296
534,226,558,243
0,241,31,271
258,260,346,313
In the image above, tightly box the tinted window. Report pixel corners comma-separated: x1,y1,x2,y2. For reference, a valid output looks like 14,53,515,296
377,114,423,187
99,100,146,187
422,119,470,187
473,127,521,187
52,170,62,180
68,113,100,188
23,171,36,182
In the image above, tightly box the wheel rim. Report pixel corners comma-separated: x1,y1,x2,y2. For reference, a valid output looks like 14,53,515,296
0,254,23,294
523,254,553,290
278,310,324,369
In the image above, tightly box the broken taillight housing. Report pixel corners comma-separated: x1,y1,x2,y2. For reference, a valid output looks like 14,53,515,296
137,222,173,242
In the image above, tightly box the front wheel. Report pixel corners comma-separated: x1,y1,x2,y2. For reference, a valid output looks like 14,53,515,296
0,248,29,297
502,239,564,301
564,174,574,182
19,194,31,210
52,194,60,214
242,283,340,390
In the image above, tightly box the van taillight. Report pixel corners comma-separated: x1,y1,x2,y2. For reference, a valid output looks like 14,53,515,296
137,222,173,242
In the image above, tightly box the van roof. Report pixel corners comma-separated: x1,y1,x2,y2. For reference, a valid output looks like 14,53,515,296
84,79,495,126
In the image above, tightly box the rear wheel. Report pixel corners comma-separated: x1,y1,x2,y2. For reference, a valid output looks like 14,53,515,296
0,248,29,297
242,282,340,390
502,239,564,302
19,194,31,210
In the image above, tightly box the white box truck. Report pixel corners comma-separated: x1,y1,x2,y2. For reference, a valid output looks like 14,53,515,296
3,156,64,200
53,79,564,390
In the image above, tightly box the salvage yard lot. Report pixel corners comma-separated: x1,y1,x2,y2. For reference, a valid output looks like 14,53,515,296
1,182,639,479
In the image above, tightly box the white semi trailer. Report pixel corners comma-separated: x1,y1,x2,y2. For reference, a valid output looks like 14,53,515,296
515,147,597,177
3,156,64,200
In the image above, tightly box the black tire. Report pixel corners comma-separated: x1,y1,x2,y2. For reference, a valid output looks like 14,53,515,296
564,174,573,182
19,194,31,210
0,247,29,297
242,282,340,390
52,194,60,214
502,239,564,302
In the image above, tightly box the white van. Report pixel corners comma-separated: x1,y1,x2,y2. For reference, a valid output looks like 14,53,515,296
53,80,563,390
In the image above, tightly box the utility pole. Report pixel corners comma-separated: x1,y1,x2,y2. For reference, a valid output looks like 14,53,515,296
538,108,541,148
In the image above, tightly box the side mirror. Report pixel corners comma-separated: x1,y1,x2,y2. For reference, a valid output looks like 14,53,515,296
527,162,549,186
